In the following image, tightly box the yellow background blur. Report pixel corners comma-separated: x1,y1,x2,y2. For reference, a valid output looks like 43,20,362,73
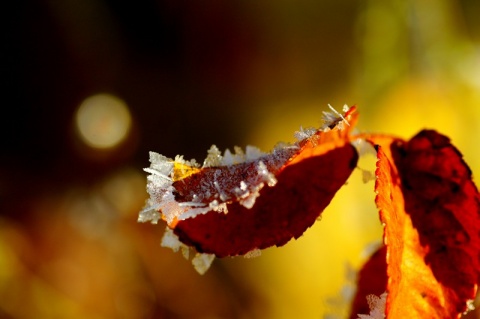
2,1,480,318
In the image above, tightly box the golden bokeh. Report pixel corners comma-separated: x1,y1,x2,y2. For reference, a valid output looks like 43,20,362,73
75,94,132,149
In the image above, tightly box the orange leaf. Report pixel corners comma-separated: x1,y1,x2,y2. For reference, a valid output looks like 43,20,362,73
140,106,359,258
370,130,480,318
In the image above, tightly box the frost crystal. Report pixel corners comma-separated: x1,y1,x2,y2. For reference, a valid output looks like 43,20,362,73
294,126,317,141
244,248,262,258
357,292,387,319
161,227,216,274
245,145,265,161
161,227,190,259
321,104,351,131
464,299,475,315
161,227,187,252
192,253,215,275
203,145,223,167
257,161,277,187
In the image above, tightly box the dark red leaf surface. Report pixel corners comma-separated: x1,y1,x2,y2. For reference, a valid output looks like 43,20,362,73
140,106,359,264
370,130,480,318
137,106,360,257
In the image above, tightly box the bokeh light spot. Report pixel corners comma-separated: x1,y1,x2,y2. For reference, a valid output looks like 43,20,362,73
75,94,132,149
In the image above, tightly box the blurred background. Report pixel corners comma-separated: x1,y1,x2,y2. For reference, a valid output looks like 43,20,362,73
2,0,480,318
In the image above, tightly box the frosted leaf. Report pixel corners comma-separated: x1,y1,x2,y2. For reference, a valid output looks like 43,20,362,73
192,253,215,275
140,105,358,274
244,248,261,258
357,292,387,319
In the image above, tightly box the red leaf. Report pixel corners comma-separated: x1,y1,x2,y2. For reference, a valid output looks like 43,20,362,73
349,245,388,318
370,130,480,318
140,106,359,258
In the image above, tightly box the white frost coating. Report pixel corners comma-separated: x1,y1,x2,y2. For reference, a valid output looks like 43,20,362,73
192,253,215,275
257,161,277,187
239,183,264,209
149,152,174,175
357,292,387,319
208,200,228,213
144,167,172,181
176,206,212,221
239,181,248,191
138,152,175,224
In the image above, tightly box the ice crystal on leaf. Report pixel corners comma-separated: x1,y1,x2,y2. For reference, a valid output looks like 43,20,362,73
294,126,317,141
191,253,215,275
321,104,351,131
357,293,387,319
